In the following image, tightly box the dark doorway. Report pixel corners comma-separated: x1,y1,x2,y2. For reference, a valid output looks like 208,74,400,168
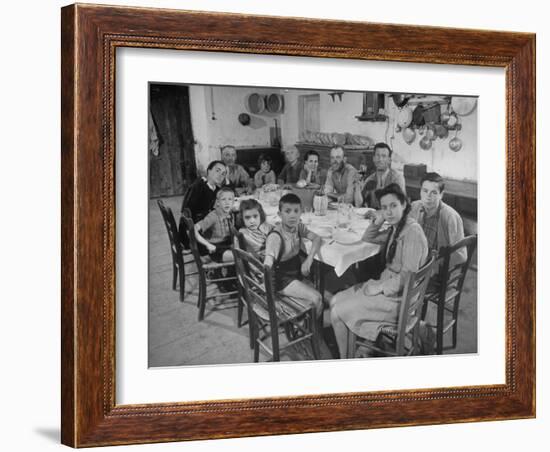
149,84,197,198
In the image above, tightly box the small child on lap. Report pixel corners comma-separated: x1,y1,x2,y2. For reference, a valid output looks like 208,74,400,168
194,187,235,263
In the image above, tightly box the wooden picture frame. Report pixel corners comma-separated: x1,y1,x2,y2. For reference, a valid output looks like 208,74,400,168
61,3,535,447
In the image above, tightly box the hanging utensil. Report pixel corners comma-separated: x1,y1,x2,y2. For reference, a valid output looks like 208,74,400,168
451,96,477,116
402,127,416,144
449,135,463,152
420,135,432,150
397,106,413,128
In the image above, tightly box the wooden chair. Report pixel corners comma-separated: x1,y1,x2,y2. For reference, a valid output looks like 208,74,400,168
231,232,257,349
421,235,478,354
232,247,320,362
347,253,437,358
179,210,243,323
156,200,196,302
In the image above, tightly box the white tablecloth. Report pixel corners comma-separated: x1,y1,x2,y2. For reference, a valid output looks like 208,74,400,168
262,205,380,277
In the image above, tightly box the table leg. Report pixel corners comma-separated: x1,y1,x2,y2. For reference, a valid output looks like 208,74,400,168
314,261,325,305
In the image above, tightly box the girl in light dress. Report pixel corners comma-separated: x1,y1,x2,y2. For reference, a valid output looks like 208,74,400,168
329,183,428,358
238,199,274,258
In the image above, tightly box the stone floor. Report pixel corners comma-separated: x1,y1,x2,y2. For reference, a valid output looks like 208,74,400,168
148,195,478,367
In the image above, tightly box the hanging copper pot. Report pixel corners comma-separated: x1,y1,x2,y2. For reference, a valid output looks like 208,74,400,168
435,124,449,139
402,127,416,144
420,135,432,150
449,136,463,152
397,107,413,128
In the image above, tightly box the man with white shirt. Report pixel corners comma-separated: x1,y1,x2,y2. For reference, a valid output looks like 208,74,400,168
410,172,466,264
324,145,357,203
221,145,251,194
353,142,406,208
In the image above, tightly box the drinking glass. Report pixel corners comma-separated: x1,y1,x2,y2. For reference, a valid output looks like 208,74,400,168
302,206,313,225
337,203,352,230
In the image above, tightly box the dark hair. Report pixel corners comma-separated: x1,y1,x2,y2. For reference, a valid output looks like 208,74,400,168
278,193,302,211
207,160,226,172
330,145,344,154
374,142,393,158
258,154,272,166
304,150,320,161
220,145,236,154
216,186,236,198
375,183,411,265
420,172,445,193
239,199,266,224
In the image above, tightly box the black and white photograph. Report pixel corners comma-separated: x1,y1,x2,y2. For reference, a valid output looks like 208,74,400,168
148,84,478,367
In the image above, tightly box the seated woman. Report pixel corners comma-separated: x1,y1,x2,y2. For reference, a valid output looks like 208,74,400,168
253,154,277,189
329,183,428,358
296,150,325,188
181,160,227,222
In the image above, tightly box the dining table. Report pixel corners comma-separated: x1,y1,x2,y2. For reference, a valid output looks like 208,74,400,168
236,186,381,278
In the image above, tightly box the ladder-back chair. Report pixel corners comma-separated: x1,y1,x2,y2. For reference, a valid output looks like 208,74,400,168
179,210,243,323
157,200,196,301
348,253,437,358
232,247,320,362
421,235,478,354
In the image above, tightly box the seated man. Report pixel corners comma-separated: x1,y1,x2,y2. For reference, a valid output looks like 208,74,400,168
181,160,226,222
324,145,357,203
220,145,251,194
410,172,466,264
353,142,406,208
277,146,303,185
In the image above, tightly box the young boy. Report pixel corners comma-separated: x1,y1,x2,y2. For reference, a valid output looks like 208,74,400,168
264,193,323,317
194,187,236,263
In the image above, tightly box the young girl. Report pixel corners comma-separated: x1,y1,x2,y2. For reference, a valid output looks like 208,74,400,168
329,183,428,358
264,193,323,318
254,155,277,189
238,199,273,258
194,187,235,262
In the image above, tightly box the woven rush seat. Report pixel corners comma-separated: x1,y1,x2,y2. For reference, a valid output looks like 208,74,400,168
251,293,312,323
232,246,320,362
348,253,437,358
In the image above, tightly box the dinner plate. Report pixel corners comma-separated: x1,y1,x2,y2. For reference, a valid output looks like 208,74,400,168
332,230,361,245
315,227,333,239
353,207,374,217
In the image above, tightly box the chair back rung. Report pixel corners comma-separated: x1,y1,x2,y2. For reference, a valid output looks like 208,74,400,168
232,245,318,362
427,234,478,354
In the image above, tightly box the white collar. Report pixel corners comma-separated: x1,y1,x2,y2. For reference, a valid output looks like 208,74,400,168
203,177,216,191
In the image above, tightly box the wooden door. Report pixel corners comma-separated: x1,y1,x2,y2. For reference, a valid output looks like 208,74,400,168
149,84,197,198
